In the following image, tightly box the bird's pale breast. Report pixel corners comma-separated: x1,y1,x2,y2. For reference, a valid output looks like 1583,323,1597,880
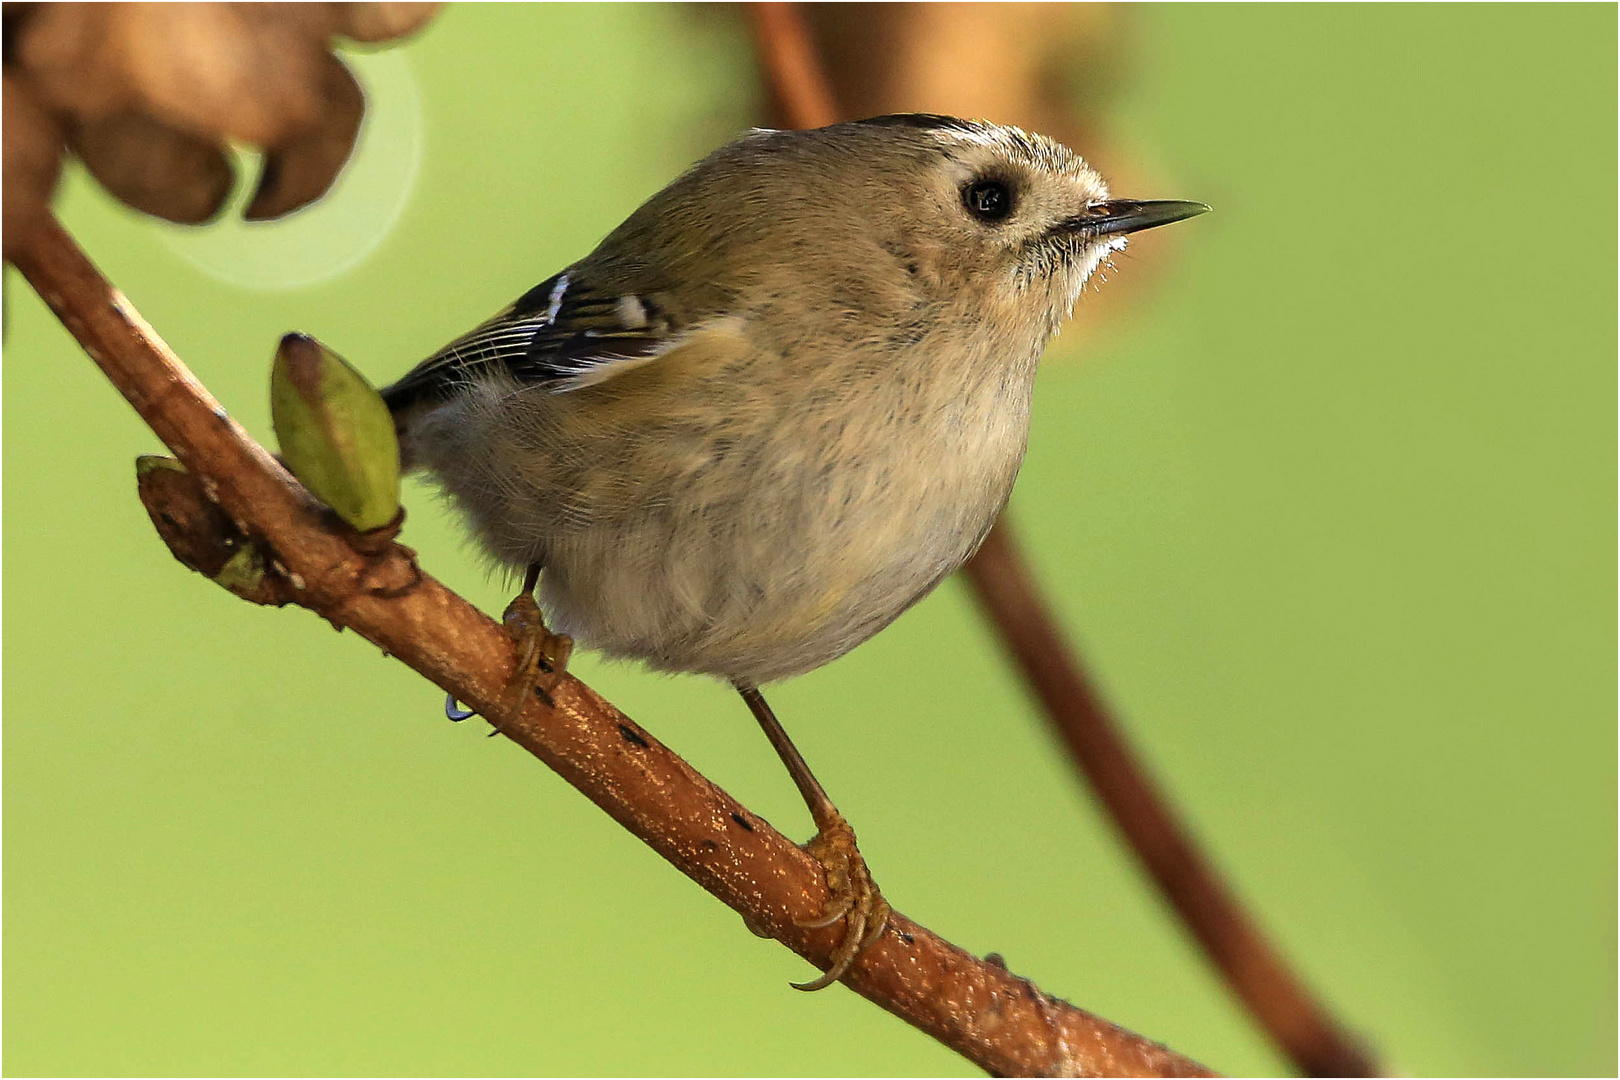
406,323,1036,685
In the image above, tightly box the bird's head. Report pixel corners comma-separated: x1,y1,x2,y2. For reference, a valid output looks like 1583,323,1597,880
589,114,1207,357
838,115,1208,339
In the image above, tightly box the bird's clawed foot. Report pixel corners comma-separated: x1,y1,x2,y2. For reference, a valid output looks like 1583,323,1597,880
793,811,890,991
499,590,572,715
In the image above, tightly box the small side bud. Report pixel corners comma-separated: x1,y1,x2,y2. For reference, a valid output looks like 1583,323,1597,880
270,333,401,532
135,453,188,477
134,453,288,607
212,544,270,595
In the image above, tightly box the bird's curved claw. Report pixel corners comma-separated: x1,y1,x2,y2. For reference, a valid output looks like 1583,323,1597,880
499,591,572,715
791,815,890,992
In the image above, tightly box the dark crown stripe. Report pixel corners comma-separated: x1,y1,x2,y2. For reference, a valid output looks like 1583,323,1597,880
851,113,977,133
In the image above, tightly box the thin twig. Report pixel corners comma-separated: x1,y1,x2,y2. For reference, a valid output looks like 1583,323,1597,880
744,3,1378,1075
14,217,1215,1078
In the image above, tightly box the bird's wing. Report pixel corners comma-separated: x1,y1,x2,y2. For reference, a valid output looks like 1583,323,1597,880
381,270,680,411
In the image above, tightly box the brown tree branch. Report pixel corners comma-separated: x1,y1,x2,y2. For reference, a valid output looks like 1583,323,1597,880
14,217,1215,1077
744,3,1378,1075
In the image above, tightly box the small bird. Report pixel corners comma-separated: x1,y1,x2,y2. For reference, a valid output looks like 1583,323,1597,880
382,114,1205,990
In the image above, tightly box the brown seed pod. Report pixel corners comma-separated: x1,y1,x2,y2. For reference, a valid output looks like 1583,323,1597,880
71,112,235,225
113,3,330,146
18,4,323,144
245,51,364,221
11,3,129,116
7,3,442,229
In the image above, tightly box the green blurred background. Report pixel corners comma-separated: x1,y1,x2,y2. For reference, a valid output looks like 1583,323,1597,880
5,5,1614,1075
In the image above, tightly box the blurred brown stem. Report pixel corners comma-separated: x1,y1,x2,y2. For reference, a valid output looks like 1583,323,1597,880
13,217,1215,1079
748,1,840,128
964,525,1376,1077
746,2,1378,1076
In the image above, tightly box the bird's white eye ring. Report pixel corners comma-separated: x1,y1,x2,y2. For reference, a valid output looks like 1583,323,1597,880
963,179,1013,222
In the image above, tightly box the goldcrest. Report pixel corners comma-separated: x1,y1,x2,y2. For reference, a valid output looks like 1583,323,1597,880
383,114,1206,990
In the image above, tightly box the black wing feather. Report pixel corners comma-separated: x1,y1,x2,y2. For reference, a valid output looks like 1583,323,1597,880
381,271,672,413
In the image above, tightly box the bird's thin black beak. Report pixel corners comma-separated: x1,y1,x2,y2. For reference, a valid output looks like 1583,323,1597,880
1061,199,1210,237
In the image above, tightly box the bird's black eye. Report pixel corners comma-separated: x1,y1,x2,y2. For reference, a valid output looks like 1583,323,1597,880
963,179,1012,222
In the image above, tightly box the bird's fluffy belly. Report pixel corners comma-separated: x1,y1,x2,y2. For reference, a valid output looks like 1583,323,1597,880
407,368,1029,685
535,481,994,685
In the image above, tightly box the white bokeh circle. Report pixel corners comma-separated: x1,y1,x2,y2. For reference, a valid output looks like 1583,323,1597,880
157,49,423,291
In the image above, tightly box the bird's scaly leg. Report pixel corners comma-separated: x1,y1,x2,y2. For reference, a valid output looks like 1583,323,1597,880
736,683,890,991
500,562,573,715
